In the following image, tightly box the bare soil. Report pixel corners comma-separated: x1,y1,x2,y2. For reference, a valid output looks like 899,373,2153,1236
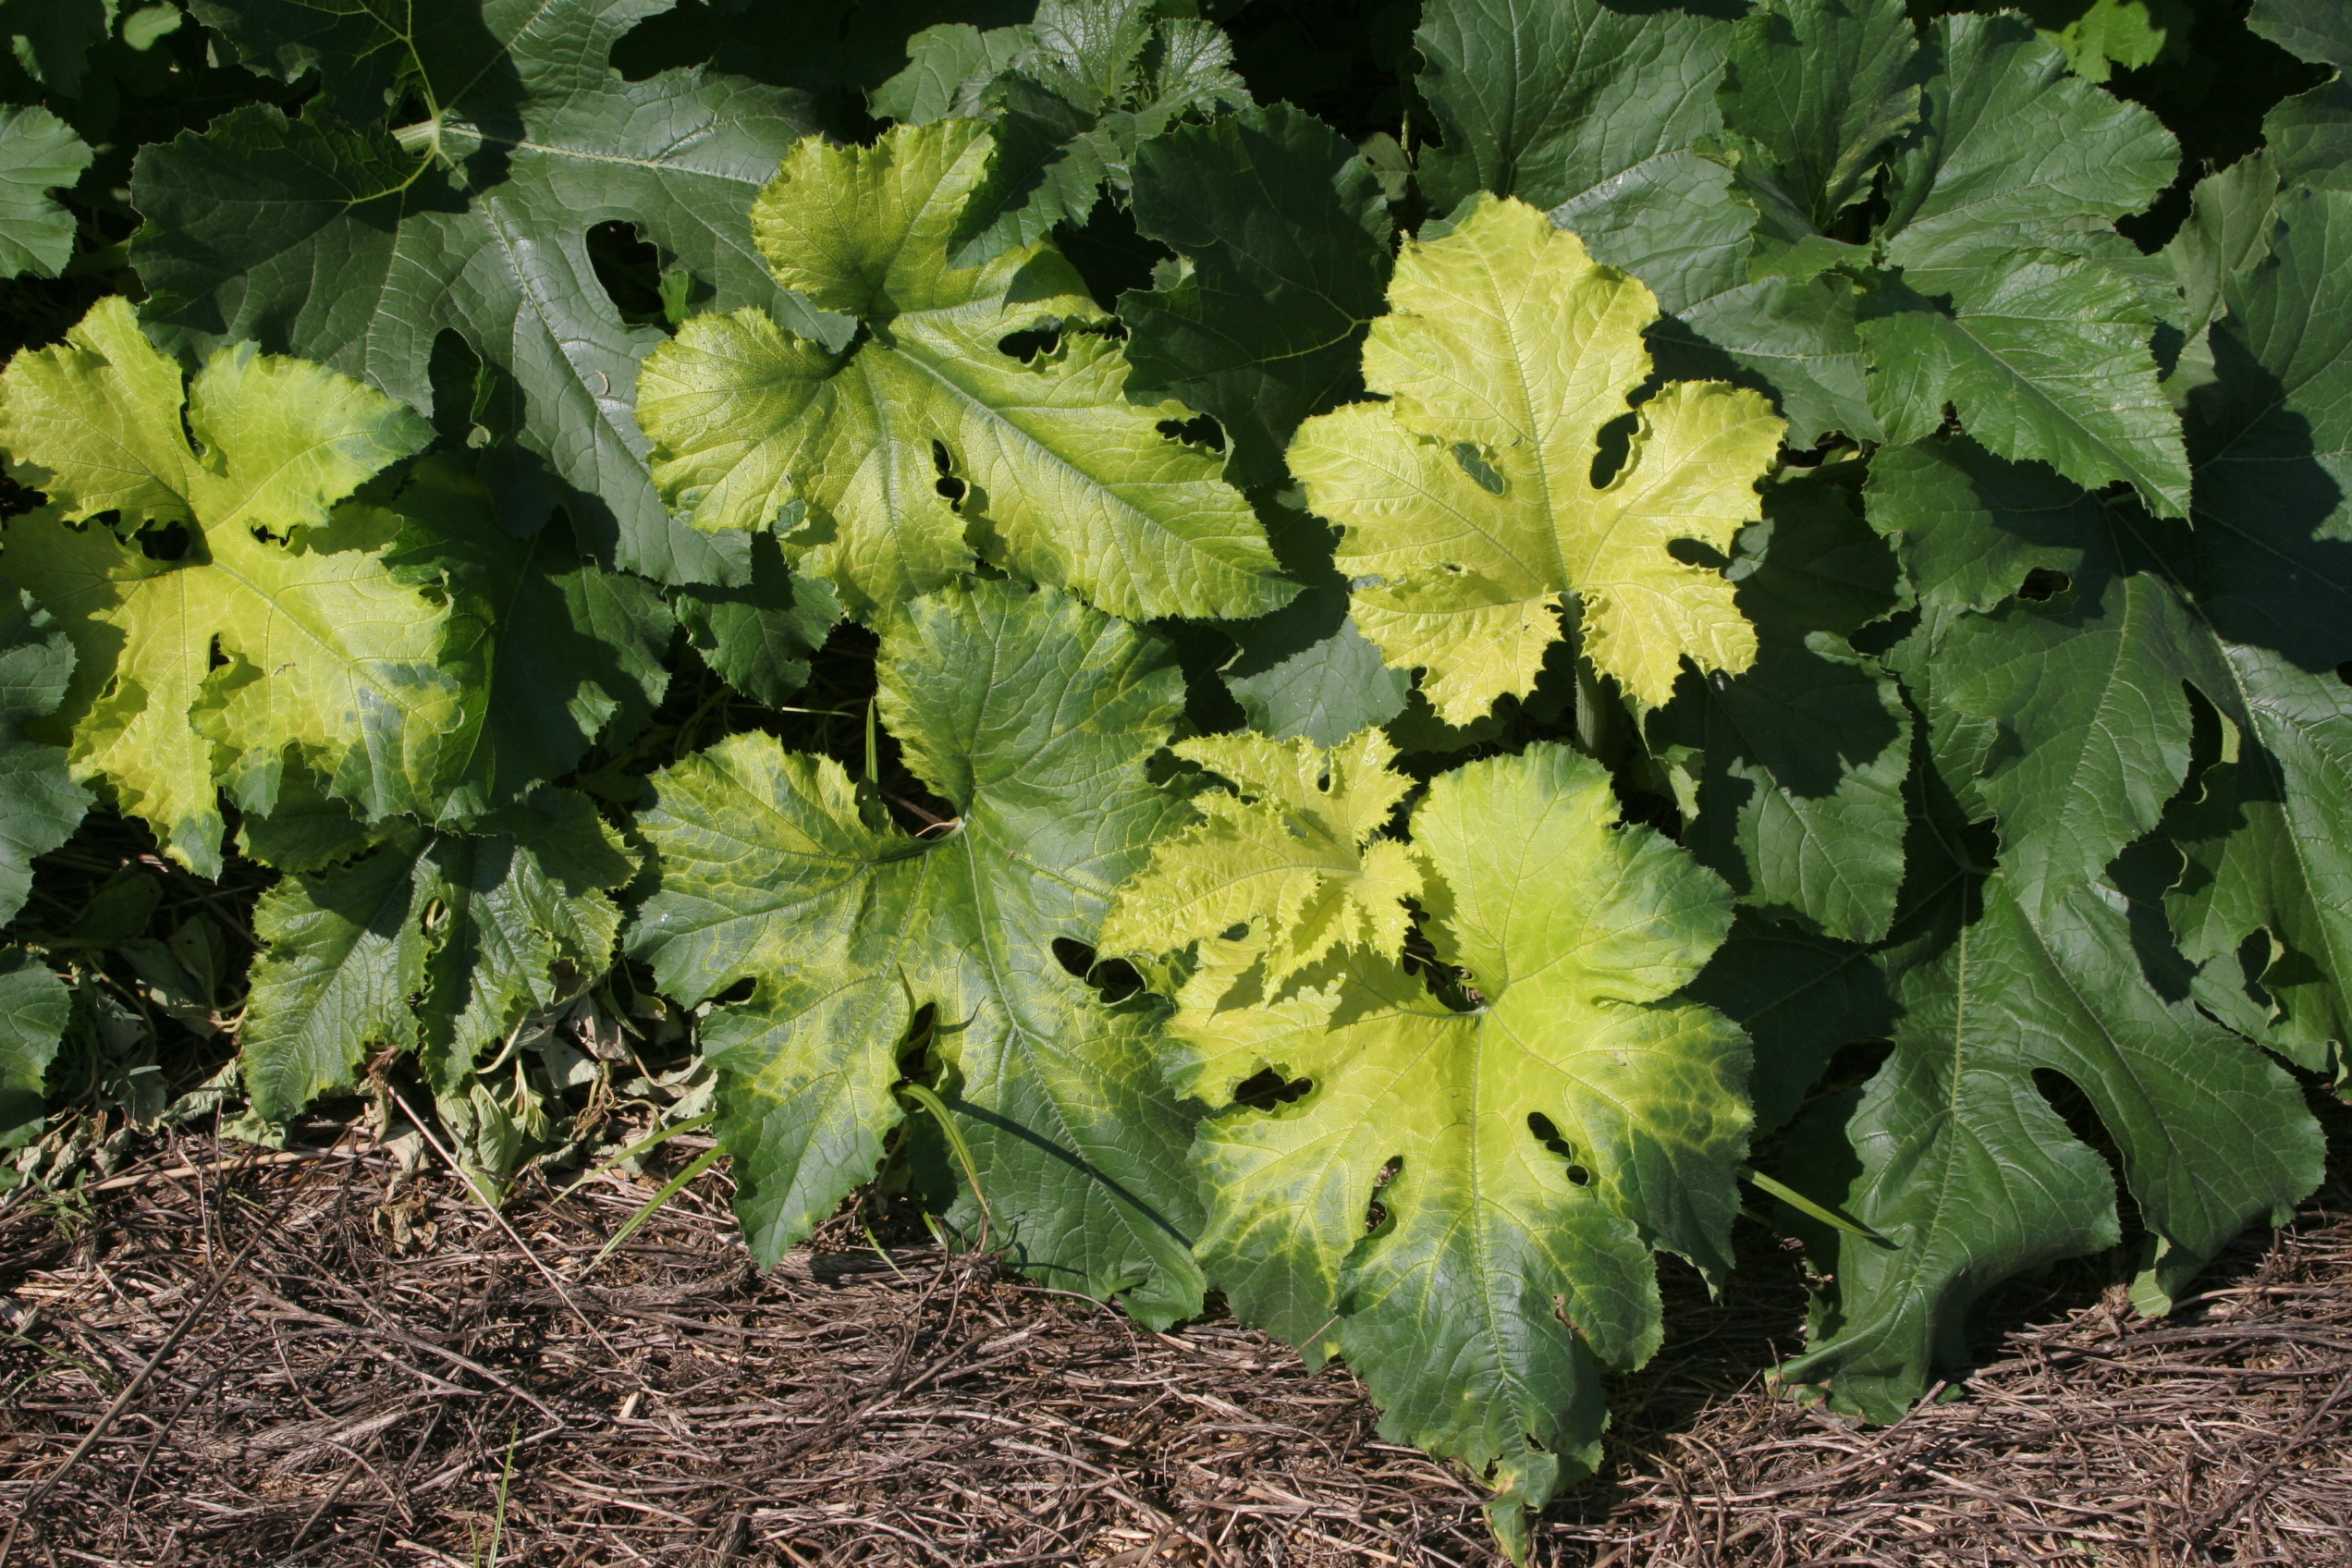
3,1114,2347,1568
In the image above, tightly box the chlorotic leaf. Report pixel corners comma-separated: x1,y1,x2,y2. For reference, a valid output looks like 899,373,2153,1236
637,120,1292,625
0,298,452,876
0,105,94,280
0,949,68,1148
1100,728,1421,998
239,788,636,1120
1121,104,1395,491
1288,195,1782,720
1169,743,1746,1541
0,593,91,926
133,0,834,585
629,582,1207,1323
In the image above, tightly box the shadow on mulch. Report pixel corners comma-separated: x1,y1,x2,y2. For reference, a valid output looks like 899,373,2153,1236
2,1095,2347,1568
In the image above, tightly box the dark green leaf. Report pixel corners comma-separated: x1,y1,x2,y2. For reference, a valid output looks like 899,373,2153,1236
1720,0,1920,229
133,0,836,584
1122,104,1394,491
668,528,840,710
1414,0,1750,314
376,454,675,822
0,592,90,928
2248,0,2352,69
240,789,635,1118
1781,874,2321,1421
0,949,67,1148
1860,251,2190,516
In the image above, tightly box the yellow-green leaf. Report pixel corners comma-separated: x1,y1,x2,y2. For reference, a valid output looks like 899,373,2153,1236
1169,742,1748,1537
1099,728,1421,1000
637,120,1293,625
0,299,451,876
1288,194,1782,718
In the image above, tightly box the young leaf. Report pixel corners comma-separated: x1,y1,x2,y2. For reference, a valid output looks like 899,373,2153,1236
1414,0,1752,315
1287,194,1783,720
1100,728,1421,1000
636,120,1292,626
1720,0,1920,231
134,0,833,585
0,299,450,876
876,0,1250,265
629,581,1207,1323
1121,104,1394,492
1169,744,1747,1544
0,105,94,280
0,593,91,926
239,788,636,1120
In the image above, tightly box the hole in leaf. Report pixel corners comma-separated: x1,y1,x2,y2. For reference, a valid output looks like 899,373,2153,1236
1050,937,1144,1005
1158,412,1224,452
998,325,1060,362
1452,441,1505,495
1231,1067,1312,1109
0,473,49,520
1219,922,1252,943
586,220,670,329
2019,568,2071,601
1665,536,1730,570
136,520,192,562
930,441,965,502
2335,661,2350,688
2029,1068,2141,1253
711,976,756,1005
1588,411,1637,487
1365,1156,1402,1232
1528,1111,1590,1183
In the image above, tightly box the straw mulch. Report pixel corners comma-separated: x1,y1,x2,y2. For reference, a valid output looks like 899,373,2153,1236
3,1110,2347,1568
